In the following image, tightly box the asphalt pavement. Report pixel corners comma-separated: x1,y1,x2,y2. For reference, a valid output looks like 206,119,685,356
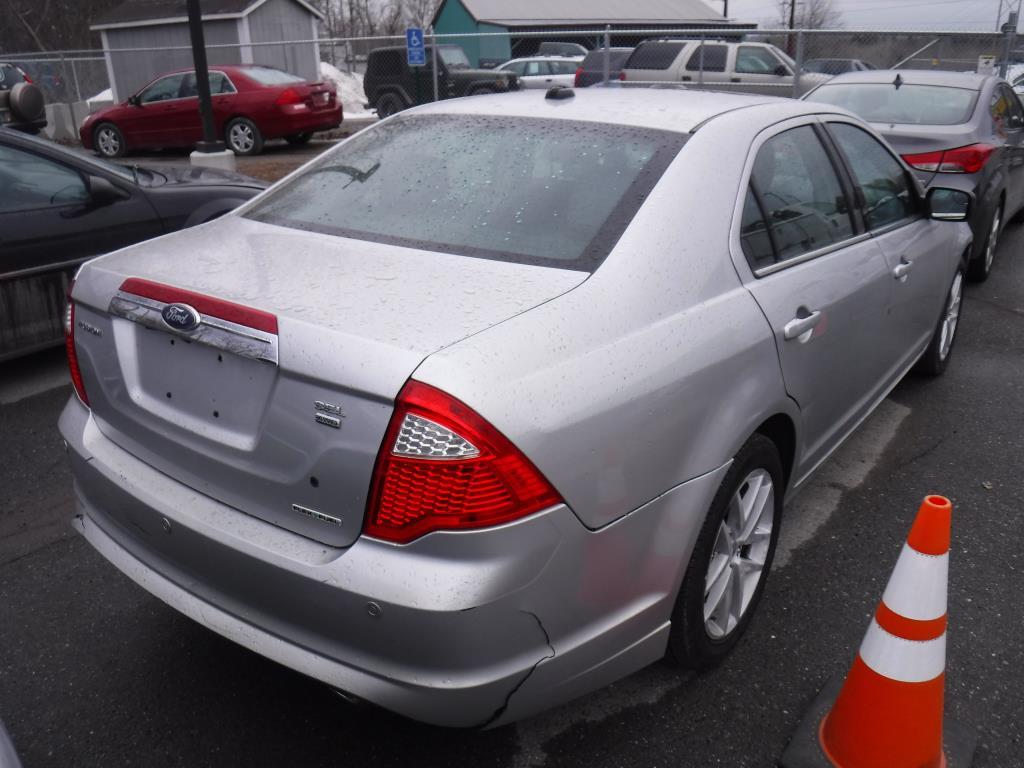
1,222,1023,766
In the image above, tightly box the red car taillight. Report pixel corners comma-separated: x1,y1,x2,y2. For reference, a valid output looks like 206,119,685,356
618,71,626,81
902,143,995,174
275,87,303,106
574,66,584,87
364,380,561,544
64,282,89,406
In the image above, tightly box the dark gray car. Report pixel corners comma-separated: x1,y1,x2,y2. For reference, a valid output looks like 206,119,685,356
804,70,1024,281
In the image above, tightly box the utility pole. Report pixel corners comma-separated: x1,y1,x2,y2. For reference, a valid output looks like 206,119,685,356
787,0,798,55
187,0,234,169
997,0,1004,30
723,0,729,17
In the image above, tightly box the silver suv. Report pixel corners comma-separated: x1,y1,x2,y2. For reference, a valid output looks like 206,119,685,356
620,39,830,97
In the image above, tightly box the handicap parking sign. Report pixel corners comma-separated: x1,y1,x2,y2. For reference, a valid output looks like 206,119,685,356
406,27,426,66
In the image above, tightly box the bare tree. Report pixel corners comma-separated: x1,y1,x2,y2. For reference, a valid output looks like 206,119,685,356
404,0,437,28
776,0,843,30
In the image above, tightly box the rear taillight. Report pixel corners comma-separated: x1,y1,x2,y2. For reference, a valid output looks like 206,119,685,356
574,66,584,87
64,282,89,406
364,381,561,544
618,71,626,81
21,72,33,84
275,87,302,106
902,143,995,174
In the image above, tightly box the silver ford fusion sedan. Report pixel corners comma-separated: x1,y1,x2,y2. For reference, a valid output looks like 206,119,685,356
60,88,972,728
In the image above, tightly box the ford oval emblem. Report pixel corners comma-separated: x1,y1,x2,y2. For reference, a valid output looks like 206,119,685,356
161,303,201,332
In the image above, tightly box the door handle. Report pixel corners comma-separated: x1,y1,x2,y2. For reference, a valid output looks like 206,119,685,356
892,256,913,281
681,76,692,81
783,308,822,341
731,77,741,82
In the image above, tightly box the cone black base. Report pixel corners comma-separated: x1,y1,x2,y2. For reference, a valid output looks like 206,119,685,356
778,674,978,768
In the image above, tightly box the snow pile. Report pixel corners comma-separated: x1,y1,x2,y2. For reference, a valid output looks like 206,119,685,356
87,88,112,108
319,62,372,117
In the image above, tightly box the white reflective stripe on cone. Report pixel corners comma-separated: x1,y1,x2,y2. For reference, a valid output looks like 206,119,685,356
881,544,949,621
859,620,946,683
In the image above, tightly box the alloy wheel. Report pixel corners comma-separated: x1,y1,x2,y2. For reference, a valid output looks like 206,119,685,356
939,271,963,361
984,207,1001,273
229,123,254,153
97,127,120,156
703,469,775,639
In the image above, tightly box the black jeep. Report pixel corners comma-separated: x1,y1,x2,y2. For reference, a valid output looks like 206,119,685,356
363,45,519,117
0,62,46,133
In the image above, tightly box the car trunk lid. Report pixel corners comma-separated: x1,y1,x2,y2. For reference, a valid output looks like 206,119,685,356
870,121,980,186
72,216,586,546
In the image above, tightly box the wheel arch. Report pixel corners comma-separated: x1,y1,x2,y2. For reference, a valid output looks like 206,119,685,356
753,413,797,491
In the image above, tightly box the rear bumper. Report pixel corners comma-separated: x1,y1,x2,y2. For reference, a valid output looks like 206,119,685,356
260,105,342,138
59,396,726,727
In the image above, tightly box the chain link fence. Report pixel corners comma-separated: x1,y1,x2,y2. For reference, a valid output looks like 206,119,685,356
3,26,1021,130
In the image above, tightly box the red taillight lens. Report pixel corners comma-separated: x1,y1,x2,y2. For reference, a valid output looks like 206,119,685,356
64,283,89,406
275,87,302,106
365,380,561,544
574,67,584,87
618,71,626,81
902,143,995,174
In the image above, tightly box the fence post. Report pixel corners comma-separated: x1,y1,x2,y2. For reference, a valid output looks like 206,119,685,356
602,25,611,85
70,58,82,102
430,25,439,102
698,34,705,87
792,29,805,97
999,11,1018,78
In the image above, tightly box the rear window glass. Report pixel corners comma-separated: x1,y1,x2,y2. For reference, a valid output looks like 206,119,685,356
626,42,685,70
581,50,633,70
807,83,979,125
242,66,304,85
245,115,687,272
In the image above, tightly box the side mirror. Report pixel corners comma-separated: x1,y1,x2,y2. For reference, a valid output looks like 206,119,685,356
773,64,789,77
128,94,141,107
927,187,972,221
87,175,129,207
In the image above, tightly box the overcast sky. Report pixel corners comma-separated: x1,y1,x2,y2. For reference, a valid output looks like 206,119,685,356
719,0,1023,30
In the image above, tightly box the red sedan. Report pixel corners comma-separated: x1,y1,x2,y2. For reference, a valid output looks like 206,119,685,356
80,65,342,157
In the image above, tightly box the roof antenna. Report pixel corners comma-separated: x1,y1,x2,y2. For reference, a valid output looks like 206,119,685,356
893,73,903,89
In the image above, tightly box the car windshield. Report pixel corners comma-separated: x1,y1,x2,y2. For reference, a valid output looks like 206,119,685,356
438,47,471,69
245,115,687,271
243,66,305,85
807,82,979,125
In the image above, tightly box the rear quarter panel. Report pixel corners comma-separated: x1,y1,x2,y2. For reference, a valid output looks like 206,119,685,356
414,114,799,529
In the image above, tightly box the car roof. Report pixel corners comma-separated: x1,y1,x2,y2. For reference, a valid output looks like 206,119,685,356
819,69,994,89
406,87,846,134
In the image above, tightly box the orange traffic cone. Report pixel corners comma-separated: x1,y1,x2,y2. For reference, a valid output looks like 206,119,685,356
779,495,976,768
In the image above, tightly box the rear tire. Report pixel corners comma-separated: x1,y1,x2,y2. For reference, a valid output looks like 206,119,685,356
93,123,126,158
375,93,404,118
225,117,263,156
666,434,783,669
967,202,1002,283
285,132,313,145
915,267,964,377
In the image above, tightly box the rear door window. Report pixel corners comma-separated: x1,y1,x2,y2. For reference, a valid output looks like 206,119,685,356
748,125,854,266
524,61,550,76
739,187,775,269
626,42,686,70
827,122,918,230
685,45,727,72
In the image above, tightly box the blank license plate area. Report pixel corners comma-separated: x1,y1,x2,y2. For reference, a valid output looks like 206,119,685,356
135,328,275,437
